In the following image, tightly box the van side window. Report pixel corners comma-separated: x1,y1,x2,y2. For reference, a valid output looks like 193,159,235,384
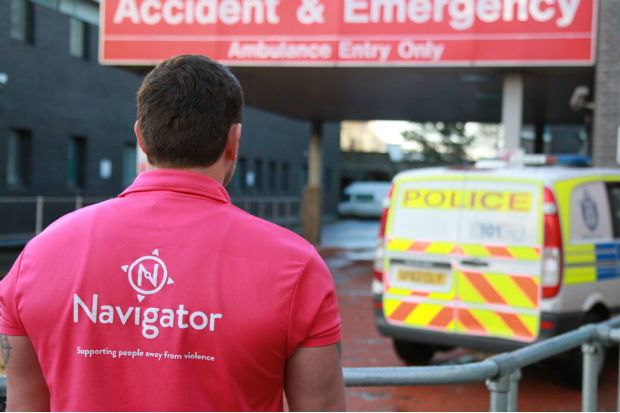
605,182,620,238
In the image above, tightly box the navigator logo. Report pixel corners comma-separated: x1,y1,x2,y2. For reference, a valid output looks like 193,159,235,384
72,249,221,339
122,249,174,302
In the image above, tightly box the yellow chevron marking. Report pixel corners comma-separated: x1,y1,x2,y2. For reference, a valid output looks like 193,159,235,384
445,320,456,331
458,274,486,304
564,267,597,284
565,253,596,265
460,271,539,308
404,303,443,326
387,239,412,252
506,246,540,260
386,240,541,260
460,244,491,257
565,244,595,254
387,287,413,296
425,242,456,255
428,290,455,300
521,313,539,337
565,244,596,265
383,298,402,317
491,275,537,309
454,310,487,334
470,309,515,339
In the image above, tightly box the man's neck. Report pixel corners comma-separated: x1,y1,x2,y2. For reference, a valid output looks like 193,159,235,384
146,163,226,185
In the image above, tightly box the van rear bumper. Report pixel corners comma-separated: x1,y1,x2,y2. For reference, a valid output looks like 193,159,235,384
374,309,585,353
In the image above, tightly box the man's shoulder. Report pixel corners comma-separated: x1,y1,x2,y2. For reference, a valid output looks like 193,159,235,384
227,205,314,255
27,198,118,246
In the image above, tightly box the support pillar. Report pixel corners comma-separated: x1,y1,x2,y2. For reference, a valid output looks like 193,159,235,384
486,372,510,412
302,120,322,245
582,342,600,412
501,73,524,152
591,0,620,166
507,369,522,412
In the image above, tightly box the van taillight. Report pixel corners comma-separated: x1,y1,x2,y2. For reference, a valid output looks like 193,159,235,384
374,185,393,281
542,188,563,298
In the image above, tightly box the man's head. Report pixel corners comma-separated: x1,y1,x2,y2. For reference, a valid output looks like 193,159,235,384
136,55,244,169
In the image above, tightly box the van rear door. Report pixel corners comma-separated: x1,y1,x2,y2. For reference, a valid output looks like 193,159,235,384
383,172,543,342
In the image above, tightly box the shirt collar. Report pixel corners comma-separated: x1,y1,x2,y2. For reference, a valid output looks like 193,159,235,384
119,170,231,204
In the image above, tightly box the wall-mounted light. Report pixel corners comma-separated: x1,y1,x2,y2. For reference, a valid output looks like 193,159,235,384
569,85,595,110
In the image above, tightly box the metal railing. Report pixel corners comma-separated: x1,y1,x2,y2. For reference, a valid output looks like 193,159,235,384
0,195,301,242
0,196,108,238
344,316,620,411
0,318,616,410
231,196,300,227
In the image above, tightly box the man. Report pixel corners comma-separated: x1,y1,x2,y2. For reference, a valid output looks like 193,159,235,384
0,55,346,411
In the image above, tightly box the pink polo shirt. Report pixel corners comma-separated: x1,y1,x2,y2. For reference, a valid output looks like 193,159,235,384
0,170,341,411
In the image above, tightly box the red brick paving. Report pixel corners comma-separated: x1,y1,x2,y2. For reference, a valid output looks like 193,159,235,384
320,247,619,412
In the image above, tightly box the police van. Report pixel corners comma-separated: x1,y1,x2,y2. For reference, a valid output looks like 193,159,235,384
373,155,620,387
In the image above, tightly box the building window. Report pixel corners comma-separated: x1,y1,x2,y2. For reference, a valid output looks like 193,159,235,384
67,136,87,189
238,158,247,190
122,143,137,188
281,162,289,193
268,160,277,193
10,0,34,44
300,164,308,188
69,18,89,59
254,159,263,192
6,129,32,188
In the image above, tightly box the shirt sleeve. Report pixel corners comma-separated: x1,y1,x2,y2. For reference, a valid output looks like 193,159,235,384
0,252,27,336
286,247,342,357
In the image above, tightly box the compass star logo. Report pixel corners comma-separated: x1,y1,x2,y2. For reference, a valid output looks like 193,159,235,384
121,249,175,302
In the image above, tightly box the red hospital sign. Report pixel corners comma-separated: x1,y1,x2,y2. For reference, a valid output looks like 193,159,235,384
100,0,597,66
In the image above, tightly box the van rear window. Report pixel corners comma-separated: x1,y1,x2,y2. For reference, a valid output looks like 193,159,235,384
355,194,374,202
389,179,541,247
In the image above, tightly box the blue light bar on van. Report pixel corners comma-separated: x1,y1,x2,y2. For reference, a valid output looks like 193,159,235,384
547,155,592,166
476,154,593,168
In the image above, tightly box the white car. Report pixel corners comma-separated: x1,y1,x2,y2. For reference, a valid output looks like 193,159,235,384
338,181,391,218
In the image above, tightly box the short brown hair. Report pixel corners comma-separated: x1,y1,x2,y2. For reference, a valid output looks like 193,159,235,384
137,55,244,167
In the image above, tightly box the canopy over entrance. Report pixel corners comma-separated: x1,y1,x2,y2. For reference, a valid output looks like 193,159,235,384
231,66,592,123
103,0,596,123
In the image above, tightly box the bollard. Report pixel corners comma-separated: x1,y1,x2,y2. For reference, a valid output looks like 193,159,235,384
507,369,521,412
75,195,83,210
486,372,511,412
581,342,599,412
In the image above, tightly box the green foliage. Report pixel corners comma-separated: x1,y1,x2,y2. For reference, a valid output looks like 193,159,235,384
402,122,475,165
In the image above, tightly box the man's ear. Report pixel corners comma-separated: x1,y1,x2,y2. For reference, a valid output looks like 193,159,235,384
134,121,147,154
225,123,242,161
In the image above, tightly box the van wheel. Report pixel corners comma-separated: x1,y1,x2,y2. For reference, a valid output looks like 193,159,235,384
559,312,607,389
392,339,435,365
